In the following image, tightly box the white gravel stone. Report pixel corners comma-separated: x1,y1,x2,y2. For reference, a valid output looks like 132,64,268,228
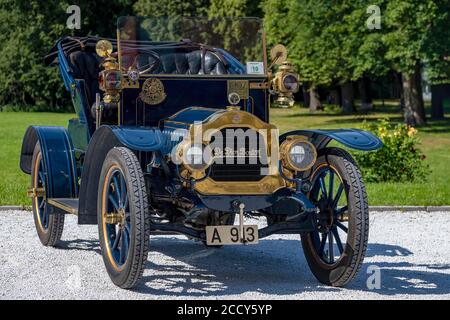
0,210,449,300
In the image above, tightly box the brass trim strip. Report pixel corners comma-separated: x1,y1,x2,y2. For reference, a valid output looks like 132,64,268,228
117,28,122,126
127,74,269,79
249,82,269,90
185,110,285,195
194,175,286,196
27,187,45,198
117,29,122,75
262,30,268,73
47,199,78,216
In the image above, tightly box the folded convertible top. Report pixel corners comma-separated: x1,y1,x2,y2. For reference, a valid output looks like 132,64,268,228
44,36,218,67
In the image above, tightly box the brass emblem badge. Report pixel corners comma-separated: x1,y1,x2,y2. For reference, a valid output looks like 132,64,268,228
227,80,249,99
140,78,167,105
231,113,241,124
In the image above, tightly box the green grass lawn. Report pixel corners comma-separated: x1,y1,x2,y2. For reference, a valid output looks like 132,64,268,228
0,102,449,206
271,102,450,205
0,112,74,206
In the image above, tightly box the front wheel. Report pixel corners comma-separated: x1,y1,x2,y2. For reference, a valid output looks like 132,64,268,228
98,147,150,289
301,147,369,287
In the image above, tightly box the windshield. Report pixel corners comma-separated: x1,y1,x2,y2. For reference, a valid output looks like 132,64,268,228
117,16,266,76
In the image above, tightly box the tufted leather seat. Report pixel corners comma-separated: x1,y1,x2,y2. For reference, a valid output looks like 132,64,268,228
159,50,227,75
70,49,227,105
136,50,227,75
68,48,228,121
69,51,102,106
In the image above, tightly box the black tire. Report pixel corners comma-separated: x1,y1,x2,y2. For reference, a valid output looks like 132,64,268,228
97,147,150,289
301,147,369,287
31,142,65,246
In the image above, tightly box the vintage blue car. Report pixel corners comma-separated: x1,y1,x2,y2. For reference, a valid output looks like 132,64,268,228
19,16,382,289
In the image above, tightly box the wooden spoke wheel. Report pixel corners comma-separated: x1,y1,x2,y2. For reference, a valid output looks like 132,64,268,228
301,148,369,287
98,147,150,289
31,142,64,246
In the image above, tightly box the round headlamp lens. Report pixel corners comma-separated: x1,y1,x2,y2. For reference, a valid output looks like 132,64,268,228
290,145,306,164
280,138,317,172
183,144,212,172
186,145,203,165
288,141,316,171
105,71,122,89
283,74,299,92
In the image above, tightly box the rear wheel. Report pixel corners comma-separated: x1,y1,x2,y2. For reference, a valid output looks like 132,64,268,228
301,148,369,287
98,147,150,289
31,142,65,246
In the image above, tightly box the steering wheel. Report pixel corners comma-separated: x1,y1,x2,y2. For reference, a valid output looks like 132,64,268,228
120,48,161,75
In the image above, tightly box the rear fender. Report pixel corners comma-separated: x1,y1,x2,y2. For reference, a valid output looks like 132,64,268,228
280,129,383,151
20,126,77,198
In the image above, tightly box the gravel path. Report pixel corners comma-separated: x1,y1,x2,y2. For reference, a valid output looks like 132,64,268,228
1,210,449,300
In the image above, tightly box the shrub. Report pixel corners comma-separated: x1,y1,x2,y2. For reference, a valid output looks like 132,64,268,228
354,119,430,183
323,104,342,114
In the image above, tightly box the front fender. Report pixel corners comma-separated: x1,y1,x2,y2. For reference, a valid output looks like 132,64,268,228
280,129,382,151
20,126,77,198
78,125,165,224
110,126,165,151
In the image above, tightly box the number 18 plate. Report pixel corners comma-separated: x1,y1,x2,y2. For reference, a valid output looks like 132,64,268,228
205,225,259,246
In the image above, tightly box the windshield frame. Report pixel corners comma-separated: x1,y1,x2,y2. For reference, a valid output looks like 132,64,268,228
116,16,268,78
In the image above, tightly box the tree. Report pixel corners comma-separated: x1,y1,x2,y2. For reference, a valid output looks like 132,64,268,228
342,0,390,111
430,84,448,119
207,0,263,63
264,0,449,123
265,0,343,111
133,0,210,17
264,0,390,112
0,0,71,110
208,0,262,18
423,1,450,120
0,0,135,111
263,0,292,47
342,0,449,122
382,0,449,126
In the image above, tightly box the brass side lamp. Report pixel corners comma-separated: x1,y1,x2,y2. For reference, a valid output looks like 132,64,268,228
269,45,300,108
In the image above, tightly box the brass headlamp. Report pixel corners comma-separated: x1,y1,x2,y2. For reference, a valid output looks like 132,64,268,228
280,136,317,172
96,40,122,104
175,139,213,175
269,45,300,108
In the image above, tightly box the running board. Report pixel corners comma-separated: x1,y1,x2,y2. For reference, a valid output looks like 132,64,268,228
47,198,79,215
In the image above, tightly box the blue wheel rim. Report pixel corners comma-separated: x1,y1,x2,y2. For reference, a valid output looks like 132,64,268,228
310,165,349,265
104,168,131,269
35,153,49,230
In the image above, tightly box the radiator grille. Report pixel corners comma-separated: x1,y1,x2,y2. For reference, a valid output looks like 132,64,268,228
209,127,268,182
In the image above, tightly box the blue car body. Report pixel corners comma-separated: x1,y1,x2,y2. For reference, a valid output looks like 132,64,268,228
20,36,382,232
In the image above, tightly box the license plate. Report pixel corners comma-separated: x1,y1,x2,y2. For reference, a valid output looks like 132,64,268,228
205,225,259,246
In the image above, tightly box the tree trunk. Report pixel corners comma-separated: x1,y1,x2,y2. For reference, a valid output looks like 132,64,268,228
358,77,373,111
396,72,405,111
328,89,341,106
402,63,426,126
431,84,445,120
302,85,310,108
309,87,322,111
341,82,354,113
